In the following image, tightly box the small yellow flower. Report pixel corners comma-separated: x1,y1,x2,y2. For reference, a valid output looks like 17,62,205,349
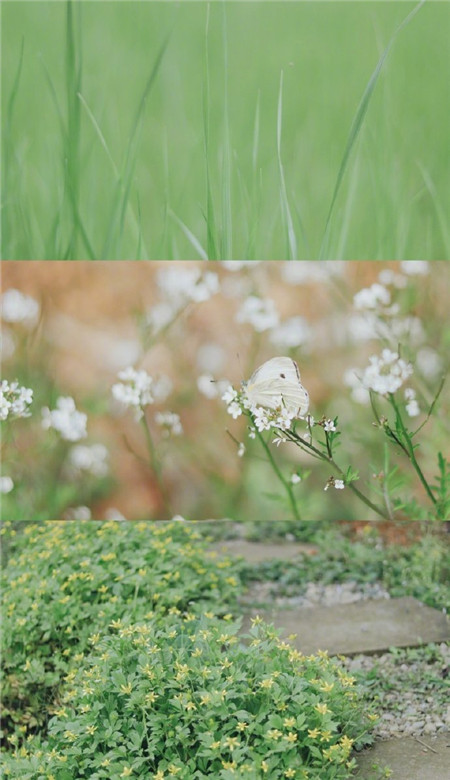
315,703,330,715
223,736,240,750
211,740,221,750
86,725,97,735
145,692,158,705
120,683,133,695
261,761,269,773
200,694,211,706
320,682,334,693
284,731,298,743
283,717,296,728
168,765,181,776
266,728,282,740
101,759,111,767
222,761,236,771
259,677,274,689
236,721,248,731
250,615,263,625
153,772,164,780
284,771,296,779
307,728,320,739
120,768,133,777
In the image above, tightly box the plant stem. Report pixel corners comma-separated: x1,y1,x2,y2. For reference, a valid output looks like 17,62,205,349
140,413,171,517
285,429,391,521
255,426,301,523
389,394,437,507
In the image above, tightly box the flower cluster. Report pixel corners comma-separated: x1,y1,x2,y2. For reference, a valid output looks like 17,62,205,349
41,396,87,441
1,288,40,326
111,367,155,419
222,385,299,434
404,388,420,418
146,268,220,333
361,349,413,396
66,443,109,477
155,411,183,437
0,380,33,421
235,295,279,332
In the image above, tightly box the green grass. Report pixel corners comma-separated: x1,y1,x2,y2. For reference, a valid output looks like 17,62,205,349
2,1,449,259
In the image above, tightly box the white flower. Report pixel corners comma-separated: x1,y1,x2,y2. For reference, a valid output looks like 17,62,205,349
361,349,413,396
236,296,279,332
146,301,178,332
406,400,420,417
112,367,154,419
343,369,370,405
323,419,336,432
237,442,245,458
0,380,33,421
269,316,311,349
273,435,287,446
221,261,261,271
0,476,14,494
334,480,345,490
67,444,109,477
353,283,391,311
65,506,92,521
290,474,301,485
156,267,219,305
104,508,127,521
253,407,271,431
42,397,87,441
281,261,345,284
155,411,183,436
1,289,40,326
378,269,407,288
227,401,242,420
248,426,256,440
400,261,429,276
221,386,238,405
275,407,296,430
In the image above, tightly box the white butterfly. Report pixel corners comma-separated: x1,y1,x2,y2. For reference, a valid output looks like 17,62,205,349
244,357,309,417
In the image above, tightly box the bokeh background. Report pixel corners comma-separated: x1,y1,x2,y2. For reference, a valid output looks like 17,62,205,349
2,1,449,259
2,261,449,527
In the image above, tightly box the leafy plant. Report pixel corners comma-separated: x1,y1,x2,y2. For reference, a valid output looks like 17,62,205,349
0,520,242,743
1,615,376,779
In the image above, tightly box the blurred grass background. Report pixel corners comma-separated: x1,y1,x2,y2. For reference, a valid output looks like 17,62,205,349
2,1,449,260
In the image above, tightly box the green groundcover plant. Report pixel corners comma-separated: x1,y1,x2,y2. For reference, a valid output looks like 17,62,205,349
0,520,242,742
1,615,375,779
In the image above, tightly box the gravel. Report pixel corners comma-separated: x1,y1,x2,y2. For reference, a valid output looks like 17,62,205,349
340,642,450,739
240,579,391,608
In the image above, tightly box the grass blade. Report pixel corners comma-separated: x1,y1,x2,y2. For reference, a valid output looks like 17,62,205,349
319,0,426,260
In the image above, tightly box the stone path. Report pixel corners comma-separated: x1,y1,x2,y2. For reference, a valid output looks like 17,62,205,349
241,596,449,656
353,733,450,779
214,540,450,779
211,539,317,563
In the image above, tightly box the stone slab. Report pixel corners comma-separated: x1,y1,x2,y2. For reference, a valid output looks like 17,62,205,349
241,597,449,656
353,734,450,779
210,539,317,564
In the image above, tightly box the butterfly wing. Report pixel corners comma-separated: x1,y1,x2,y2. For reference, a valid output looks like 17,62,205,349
245,357,309,416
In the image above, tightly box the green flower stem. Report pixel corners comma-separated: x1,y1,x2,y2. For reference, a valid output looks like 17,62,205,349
254,425,302,523
140,413,171,517
388,394,437,507
285,429,391,521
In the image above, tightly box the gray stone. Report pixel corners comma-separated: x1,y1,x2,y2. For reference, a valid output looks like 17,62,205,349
241,597,449,655
353,734,450,779
211,539,317,564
